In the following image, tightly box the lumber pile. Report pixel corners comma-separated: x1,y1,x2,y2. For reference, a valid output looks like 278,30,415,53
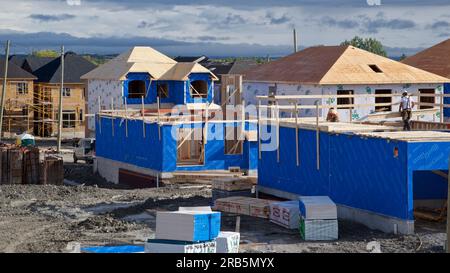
270,201,300,229
0,144,64,185
299,196,338,241
146,206,242,253
211,177,254,206
215,197,275,219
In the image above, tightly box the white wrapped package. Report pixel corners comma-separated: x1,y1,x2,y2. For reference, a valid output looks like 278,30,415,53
270,201,300,229
145,240,216,253
216,232,240,253
299,196,337,220
299,217,338,241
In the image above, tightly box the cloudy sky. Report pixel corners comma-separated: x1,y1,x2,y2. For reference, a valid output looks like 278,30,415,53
0,0,449,57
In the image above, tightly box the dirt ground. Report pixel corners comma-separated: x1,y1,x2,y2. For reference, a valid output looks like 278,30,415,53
0,140,447,253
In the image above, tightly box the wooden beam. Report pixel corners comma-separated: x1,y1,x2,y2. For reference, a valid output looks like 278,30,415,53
157,96,161,141
98,96,102,134
447,156,450,253
142,96,146,138
258,99,262,160
125,99,128,138
316,103,320,171
295,103,299,167
111,97,114,137
276,101,280,163
204,102,209,144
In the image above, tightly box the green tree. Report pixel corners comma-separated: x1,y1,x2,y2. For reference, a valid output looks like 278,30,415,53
341,36,387,57
399,53,407,61
32,50,59,58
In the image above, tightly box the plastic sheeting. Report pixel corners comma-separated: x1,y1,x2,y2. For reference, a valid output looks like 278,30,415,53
444,83,450,119
81,245,145,253
258,125,450,220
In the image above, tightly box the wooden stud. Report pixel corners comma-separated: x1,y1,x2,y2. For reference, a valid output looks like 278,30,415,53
258,99,262,160
295,102,299,167
447,156,450,253
142,96,146,138
276,100,280,163
204,102,209,145
241,99,246,142
440,93,444,123
125,99,128,138
316,102,320,171
157,96,161,141
98,96,102,134
111,97,114,137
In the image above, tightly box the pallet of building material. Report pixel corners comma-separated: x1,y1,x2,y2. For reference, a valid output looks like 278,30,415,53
39,156,64,185
211,177,254,191
22,147,40,185
270,201,300,229
8,148,23,184
212,189,253,206
214,196,250,214
216,232,240,253
145,239,216,253
299,196,337,220
155,211,221,242
249,199,274,219
299,216,338,241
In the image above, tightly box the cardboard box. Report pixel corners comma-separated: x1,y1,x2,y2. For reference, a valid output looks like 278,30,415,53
156,211,221,242
270,201,300,229
145,239,216,253
216,232,240,253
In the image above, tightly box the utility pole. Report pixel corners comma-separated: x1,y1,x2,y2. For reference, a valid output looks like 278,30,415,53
293,29,298,53
57,46,64,153
0,40,10,141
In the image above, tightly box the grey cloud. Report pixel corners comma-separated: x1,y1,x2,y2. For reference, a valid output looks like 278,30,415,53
320,16,359,29
29,14,76,22
266,13,291,25
222,14,247,25
360,15,416,33
429,20,450,29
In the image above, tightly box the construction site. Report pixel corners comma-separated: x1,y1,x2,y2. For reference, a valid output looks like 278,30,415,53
1,37,450,254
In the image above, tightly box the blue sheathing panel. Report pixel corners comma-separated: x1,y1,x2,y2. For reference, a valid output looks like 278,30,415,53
95,116,164,171
96,116,257,173
186,73,213,104
123,73,152,105
444,83,450,119
258,126,450,221
82,245,144,253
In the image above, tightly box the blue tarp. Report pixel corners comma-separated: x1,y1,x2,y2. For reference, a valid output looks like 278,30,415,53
81,245,145,253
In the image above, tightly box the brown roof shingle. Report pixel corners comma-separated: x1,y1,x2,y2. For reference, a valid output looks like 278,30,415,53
402,39,450,79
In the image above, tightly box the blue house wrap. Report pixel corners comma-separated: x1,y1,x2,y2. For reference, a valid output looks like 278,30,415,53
258,126,450,221
444,83,450,119
96,116,258,173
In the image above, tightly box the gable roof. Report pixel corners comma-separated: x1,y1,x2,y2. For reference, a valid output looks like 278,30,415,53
33,52,97,84
0,59,37,80
81,46,217,81
402,39,450,79
244,45,449,85
23,56,54,73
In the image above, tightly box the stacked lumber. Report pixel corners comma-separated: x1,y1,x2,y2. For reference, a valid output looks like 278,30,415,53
39,156,64,185
215,197,275,219
22,147,40,185
0,145,45,185
299,196,338,241
211,177,254,206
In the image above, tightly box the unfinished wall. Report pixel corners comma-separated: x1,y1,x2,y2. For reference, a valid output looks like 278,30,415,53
95,116,258,178
86,79,124,136
258,125,450,226
243,82,444,122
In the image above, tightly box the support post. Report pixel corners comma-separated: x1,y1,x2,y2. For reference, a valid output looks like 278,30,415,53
276,100,280,163
98,96,102,134
295,102,299,167
258,99,262,160
125,99,128,138
142,96,145,138
157,96,161,141
447,155,450,253
241,99,246,143
57,45,64,153
204,102,209,144
111,97,114,137
440,93,444,123
0,40,10,140
316,102,320,170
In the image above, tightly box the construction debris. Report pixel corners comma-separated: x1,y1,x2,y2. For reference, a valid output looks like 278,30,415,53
216,232,240,253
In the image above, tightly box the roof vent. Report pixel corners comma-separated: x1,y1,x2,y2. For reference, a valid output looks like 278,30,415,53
369,64,383,73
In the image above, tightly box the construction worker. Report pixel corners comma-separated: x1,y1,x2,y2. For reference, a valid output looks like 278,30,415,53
326,108,340,122
399,91,415,131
